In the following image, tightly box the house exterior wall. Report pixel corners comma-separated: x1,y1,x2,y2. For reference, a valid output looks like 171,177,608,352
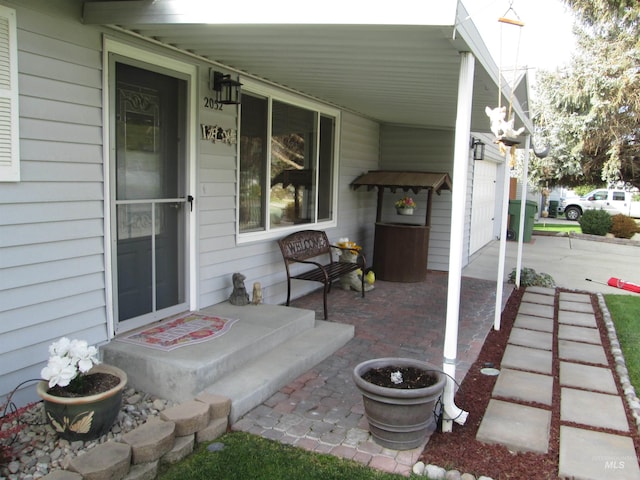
379,125,472,272
0,1,381,405
0,0,108,406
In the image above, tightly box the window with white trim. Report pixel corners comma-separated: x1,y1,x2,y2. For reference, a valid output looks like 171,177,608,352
238,84,338,237
0,5,19,182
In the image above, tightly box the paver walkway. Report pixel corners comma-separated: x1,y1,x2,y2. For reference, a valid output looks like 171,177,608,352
232,273,501,476
477,286,640,479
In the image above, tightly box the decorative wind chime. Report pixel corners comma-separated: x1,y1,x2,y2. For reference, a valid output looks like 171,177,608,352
485,0,525,167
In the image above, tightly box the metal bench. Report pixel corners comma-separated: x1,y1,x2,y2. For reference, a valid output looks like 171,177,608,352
278,230,366,319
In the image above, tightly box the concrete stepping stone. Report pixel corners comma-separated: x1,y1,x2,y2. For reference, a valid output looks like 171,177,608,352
492,368,553,406
517,302,554,319
559,300,594,314
526,286,555,296
559,292,591,303
558,310,596,328
558,340,607,365
561,388,629,431
522,291,555,305
559,426,640,480
560,361,618,394
558,324,600,345
508,328,552,350
476,399,551,454
514,314,554,333
501,344,552,374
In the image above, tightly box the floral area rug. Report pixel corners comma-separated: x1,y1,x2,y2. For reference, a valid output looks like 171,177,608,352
116,313,238,351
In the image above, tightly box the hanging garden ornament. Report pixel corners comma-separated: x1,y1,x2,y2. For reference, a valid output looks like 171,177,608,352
486,0,526,166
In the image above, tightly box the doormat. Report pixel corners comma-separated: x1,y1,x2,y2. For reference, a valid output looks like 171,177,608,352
117,313,239,351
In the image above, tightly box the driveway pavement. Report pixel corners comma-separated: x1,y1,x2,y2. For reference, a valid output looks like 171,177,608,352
463,233,640,295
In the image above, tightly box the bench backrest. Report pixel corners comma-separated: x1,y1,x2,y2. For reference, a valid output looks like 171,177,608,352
278,230,332,263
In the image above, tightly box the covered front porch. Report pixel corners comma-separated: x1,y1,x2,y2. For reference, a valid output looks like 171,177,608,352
101,269,507,448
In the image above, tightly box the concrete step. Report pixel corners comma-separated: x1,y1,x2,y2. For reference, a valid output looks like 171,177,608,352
102,303,316,402
202,319,354,423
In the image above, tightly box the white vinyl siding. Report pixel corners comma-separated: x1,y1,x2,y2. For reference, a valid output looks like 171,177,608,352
0,6,19,182
379,125,463,271
0,3,106,406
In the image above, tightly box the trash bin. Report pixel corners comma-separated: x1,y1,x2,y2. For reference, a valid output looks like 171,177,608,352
548,200,559,218
508,200,538,242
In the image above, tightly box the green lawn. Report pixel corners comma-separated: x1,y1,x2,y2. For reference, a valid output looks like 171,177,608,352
533,222,582,233
605,295,640,391
159,431,406,480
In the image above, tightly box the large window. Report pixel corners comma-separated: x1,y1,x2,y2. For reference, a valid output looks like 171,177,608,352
239,85,337,236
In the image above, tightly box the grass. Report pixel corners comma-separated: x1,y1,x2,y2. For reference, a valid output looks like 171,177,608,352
159,431,407,480
605,294,640,391
533,221,582,233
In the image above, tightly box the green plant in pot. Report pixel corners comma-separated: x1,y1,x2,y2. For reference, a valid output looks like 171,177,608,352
37,337,127,441
353,357,445,450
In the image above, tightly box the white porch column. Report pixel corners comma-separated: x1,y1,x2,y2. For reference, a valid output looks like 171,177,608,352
441,51,474,432
494,149,511,330
515,135,531,287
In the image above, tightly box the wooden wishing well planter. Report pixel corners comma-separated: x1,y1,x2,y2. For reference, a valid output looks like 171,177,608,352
350,171,452,283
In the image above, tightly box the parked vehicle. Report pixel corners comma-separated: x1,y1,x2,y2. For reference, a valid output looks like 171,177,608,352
559,189,640,221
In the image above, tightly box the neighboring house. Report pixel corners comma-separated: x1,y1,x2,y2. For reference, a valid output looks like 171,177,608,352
0,0,531,405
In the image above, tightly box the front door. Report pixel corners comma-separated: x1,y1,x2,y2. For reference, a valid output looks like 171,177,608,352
111,61,189,333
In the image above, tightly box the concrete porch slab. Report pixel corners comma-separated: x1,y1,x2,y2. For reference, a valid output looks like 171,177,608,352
492,368,553,406
476,399,551,454
560,361,618,394
561,388,629,432
559,426,640,480
558,339,607,365
501,344,552,374
558,324,601,344
508,327,553,350
558,310,597,327
102,303,316,402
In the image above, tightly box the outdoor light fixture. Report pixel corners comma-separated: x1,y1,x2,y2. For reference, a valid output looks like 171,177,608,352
470,137,485,161
210,69,242,105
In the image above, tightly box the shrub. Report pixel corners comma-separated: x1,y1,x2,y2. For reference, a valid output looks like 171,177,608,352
508,267,556,288
610,214,640,239
579,209,612,236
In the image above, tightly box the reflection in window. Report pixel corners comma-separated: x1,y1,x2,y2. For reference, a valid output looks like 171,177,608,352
239,92,337,233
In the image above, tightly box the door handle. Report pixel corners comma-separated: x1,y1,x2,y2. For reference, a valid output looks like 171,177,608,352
187,195,194,212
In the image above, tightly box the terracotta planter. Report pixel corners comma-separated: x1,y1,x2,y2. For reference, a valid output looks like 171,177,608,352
36,364,127,441
396,207,414,215
353,357,445,450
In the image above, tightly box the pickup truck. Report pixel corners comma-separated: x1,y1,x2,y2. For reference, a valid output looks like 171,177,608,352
559,189,640,220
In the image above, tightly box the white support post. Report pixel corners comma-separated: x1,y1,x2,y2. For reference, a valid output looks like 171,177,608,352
442,51,474,432
494,150,511,331
515,135,531,287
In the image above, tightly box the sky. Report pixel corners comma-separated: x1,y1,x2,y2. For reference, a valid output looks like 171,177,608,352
464,0,577,73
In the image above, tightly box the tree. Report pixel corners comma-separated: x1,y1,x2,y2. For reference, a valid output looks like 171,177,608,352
529,0,640,190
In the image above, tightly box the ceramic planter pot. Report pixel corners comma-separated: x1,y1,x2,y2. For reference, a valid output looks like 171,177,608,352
36,364,127,441
396,207,414,215
353,357,445,450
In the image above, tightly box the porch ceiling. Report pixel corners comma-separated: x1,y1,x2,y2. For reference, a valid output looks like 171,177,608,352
83,1,531,133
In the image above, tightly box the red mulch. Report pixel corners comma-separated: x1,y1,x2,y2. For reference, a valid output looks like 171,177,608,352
419,287,640,480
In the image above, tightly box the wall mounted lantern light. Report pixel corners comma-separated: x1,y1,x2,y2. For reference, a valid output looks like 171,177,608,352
210,69,242,106
470,137,485,161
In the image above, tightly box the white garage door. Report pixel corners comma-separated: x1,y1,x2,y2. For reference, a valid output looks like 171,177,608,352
470,160,497,255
